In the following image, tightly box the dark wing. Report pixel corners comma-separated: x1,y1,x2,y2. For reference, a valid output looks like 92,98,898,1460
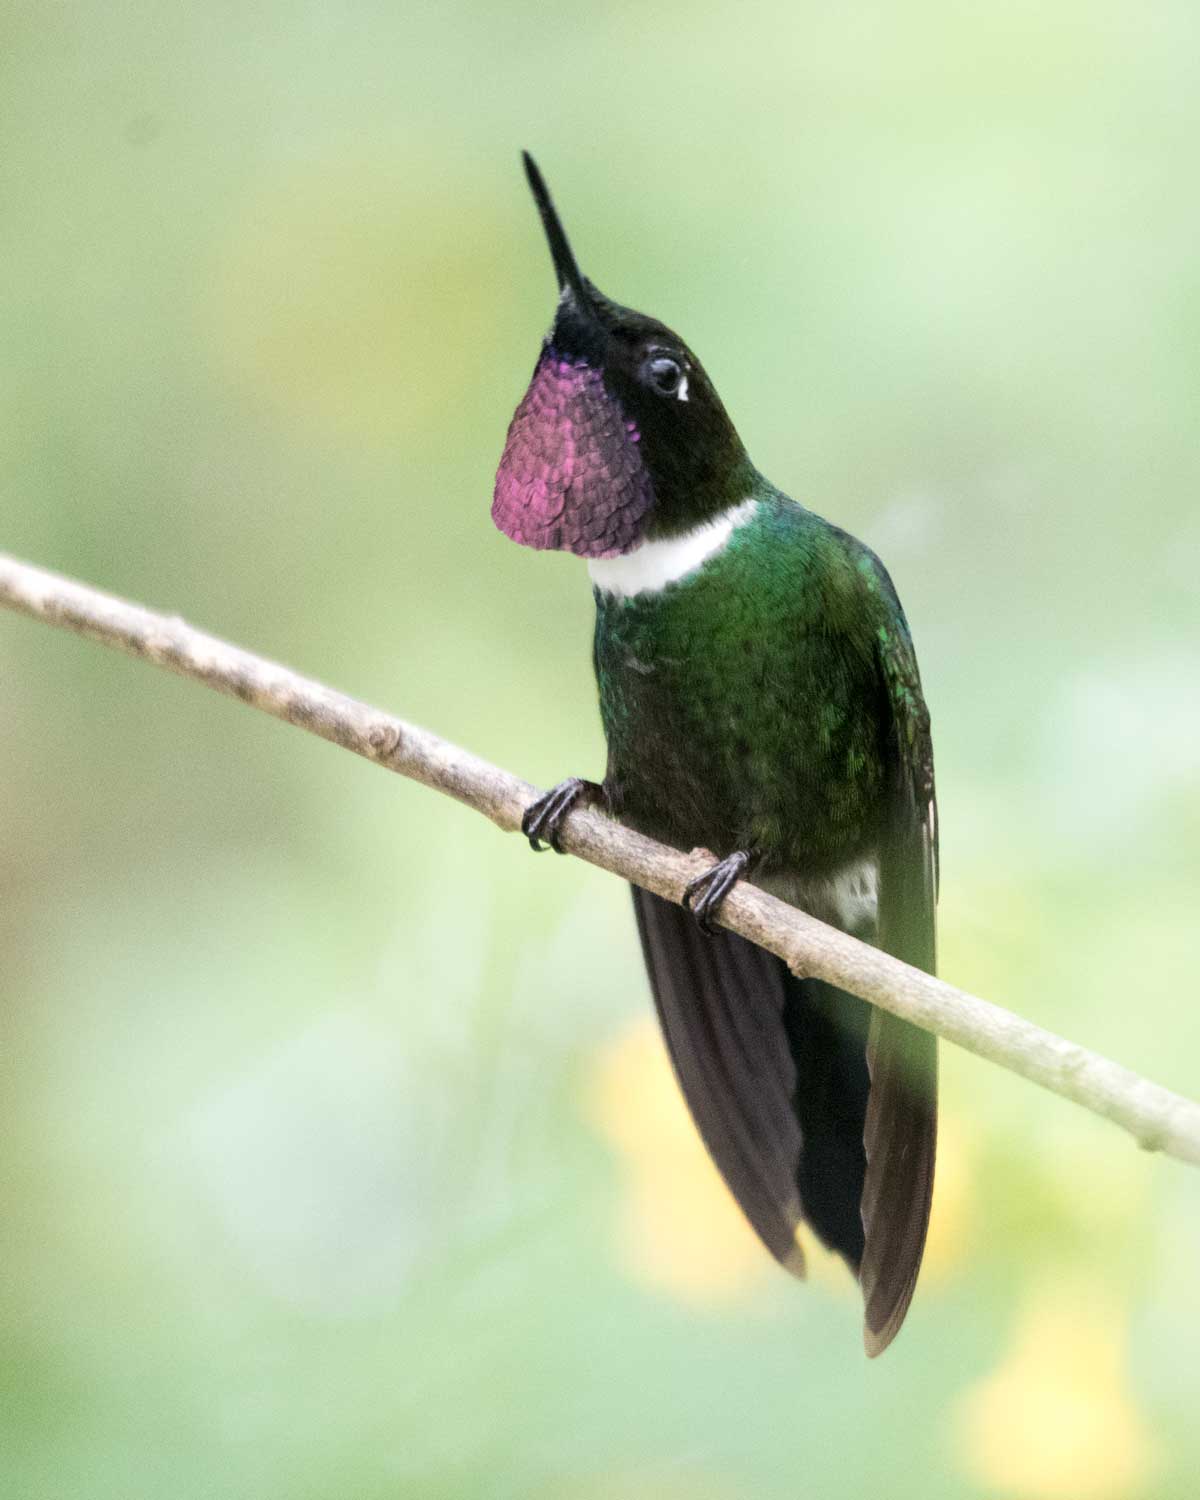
631,887,874,1280
632,889,805,1272
858,606,939,1356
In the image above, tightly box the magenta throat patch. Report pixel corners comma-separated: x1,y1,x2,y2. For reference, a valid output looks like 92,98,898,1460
492,354,654,558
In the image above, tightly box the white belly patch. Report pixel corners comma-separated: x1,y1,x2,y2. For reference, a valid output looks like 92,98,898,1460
822,856,879,933
759,855,879,935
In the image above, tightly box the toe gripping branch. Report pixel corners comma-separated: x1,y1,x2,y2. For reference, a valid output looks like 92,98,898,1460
521,778,604,854
682,849,757,936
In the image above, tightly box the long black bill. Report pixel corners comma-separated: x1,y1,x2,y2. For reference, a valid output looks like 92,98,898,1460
522,151,592,308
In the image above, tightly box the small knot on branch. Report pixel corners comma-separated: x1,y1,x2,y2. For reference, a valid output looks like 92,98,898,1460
367,720,403,759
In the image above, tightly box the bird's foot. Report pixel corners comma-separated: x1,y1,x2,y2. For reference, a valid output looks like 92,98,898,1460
683,849,757,935
521,778,604,854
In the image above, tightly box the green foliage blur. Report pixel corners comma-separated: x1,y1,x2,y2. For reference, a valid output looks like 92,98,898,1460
3,4,1199,1497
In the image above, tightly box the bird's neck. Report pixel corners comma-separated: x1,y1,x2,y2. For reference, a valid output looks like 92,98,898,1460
588,494,765,602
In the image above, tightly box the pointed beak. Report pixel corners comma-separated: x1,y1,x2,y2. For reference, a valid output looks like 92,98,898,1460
522,151,593,311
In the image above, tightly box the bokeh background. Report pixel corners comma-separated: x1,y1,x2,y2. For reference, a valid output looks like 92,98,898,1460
3,4,1199,1497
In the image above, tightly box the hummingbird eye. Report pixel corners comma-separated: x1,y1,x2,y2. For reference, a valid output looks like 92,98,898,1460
641,353,688,400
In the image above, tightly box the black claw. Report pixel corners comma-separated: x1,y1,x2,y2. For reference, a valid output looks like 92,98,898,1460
521,778,599,853
682,850,754,935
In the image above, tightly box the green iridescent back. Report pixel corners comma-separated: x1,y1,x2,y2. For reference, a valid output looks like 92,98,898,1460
594,488,904,874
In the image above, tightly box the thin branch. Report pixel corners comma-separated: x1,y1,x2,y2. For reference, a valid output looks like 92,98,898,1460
2,548,1198,1168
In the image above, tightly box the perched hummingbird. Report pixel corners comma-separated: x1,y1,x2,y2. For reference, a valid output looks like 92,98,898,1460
493,154,937,1356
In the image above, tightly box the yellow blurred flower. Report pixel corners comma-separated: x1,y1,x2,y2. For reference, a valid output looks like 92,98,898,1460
957,1275,1158,1498
922,1100,975,1282
207,156,500,453
585,1015,977,1307
584,1017,773,1304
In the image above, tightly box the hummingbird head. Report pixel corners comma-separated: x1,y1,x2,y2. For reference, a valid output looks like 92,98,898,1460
492,154,752,559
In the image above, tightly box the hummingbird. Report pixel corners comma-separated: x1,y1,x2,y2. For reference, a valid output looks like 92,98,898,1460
493,154,937,1356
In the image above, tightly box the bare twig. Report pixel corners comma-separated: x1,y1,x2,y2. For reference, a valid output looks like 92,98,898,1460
2,548,1198,1167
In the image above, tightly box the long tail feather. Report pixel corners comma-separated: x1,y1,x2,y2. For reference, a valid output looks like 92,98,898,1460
632,886,873,1277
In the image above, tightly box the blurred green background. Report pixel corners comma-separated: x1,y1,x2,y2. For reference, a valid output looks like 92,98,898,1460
3,3,1199,1497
